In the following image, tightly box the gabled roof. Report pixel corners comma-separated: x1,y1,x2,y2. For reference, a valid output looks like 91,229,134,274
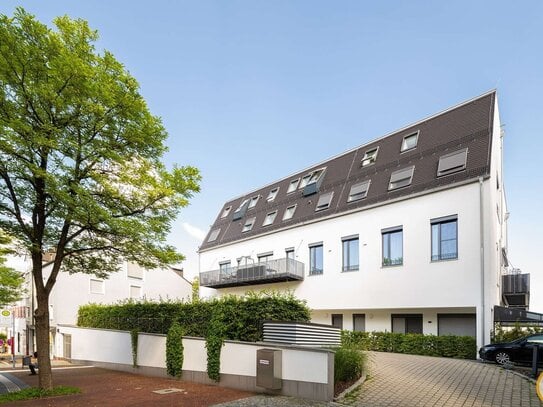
200,91,496,251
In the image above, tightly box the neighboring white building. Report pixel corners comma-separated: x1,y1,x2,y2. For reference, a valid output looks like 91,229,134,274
199,91,527,349
6,257,192,356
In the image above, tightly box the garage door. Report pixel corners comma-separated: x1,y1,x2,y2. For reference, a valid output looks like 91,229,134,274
438,314,476,337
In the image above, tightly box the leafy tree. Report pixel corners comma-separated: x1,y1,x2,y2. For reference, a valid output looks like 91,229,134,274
0,230,24,305
0,8,200,389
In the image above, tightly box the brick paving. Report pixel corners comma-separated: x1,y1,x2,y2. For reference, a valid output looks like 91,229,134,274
356,351,542,407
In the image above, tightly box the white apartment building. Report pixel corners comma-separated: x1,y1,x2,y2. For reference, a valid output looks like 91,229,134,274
198,91,526,349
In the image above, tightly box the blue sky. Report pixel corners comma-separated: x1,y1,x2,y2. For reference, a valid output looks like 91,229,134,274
2,1,542,311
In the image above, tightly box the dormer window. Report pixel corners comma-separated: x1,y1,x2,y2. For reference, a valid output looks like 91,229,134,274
437,148,468,177
388,166,415,191
361,148,378,167
287,178,300,193
262,211,277,227
221,206,232,218
315,192,333,211
401,131,419,152
283,205,297,220
348,180,371,202
248,195,259,209
299,174,312,189
242,217,256,233
208,228,220,242
302,167,326,196
232,199,249,221
267,188,279,202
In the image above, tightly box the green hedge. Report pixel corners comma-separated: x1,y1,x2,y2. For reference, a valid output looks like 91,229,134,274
77,291,310,342
341,331,477,359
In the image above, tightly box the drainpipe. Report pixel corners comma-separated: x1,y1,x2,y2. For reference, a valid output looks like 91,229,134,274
479,177,485,347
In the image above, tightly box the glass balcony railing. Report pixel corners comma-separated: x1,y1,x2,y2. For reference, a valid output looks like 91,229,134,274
200,257,304,288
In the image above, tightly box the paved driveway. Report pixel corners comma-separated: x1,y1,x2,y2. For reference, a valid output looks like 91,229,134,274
357,351,542,407
218,351,542,407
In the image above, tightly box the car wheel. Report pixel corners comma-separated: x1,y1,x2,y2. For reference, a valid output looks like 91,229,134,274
495,351,510,365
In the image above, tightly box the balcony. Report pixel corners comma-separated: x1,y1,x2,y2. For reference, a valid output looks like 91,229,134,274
502,273,530,309
200,257,304,289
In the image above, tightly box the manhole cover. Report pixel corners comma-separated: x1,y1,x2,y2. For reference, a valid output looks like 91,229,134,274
152,388,186,395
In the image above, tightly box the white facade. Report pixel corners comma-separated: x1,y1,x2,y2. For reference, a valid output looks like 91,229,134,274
199,94,508,349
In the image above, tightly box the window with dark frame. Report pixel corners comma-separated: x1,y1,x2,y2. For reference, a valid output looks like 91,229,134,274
382,227,403,266
309,244,323,275
431,216,458,261
353,314,366,332
392,314,423,334
285,248,294,272
342,237,359,271
331,314,343,329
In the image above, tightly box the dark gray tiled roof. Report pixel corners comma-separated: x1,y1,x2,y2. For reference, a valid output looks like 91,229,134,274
200,91,495,251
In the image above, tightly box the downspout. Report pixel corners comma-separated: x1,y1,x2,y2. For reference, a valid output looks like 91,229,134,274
479,176,485,346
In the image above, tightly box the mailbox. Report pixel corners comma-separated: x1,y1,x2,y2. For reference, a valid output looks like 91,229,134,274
256,348,282,389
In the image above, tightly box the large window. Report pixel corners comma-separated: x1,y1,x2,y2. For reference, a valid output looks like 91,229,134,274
309,244,323,275
382,227,403,266
342,237,359,271
392,314,422,334
431,216,458,261
285,248,295,272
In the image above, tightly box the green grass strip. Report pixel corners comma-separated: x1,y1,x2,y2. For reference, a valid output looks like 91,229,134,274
0,386,81,403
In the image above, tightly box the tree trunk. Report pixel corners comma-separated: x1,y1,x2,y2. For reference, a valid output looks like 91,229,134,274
35,287,53,390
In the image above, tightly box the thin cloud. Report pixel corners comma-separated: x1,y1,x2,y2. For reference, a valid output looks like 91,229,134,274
182,222,206,242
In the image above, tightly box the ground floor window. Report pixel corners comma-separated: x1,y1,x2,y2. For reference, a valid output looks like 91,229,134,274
331,314,343,329
391,314,422,334
353,314,366,332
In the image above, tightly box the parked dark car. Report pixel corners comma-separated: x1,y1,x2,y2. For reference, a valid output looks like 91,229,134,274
479,333,543,365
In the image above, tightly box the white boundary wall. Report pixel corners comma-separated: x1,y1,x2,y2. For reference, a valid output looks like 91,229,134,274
58,325,334,401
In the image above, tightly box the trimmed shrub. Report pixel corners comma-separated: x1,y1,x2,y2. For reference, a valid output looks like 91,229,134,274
77,290,310,342
334,346,365,384
206,314,226,382
341,331,477,359
166,322,184,377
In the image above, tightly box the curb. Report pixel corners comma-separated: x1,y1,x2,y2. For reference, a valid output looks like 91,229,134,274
334,371,367,402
